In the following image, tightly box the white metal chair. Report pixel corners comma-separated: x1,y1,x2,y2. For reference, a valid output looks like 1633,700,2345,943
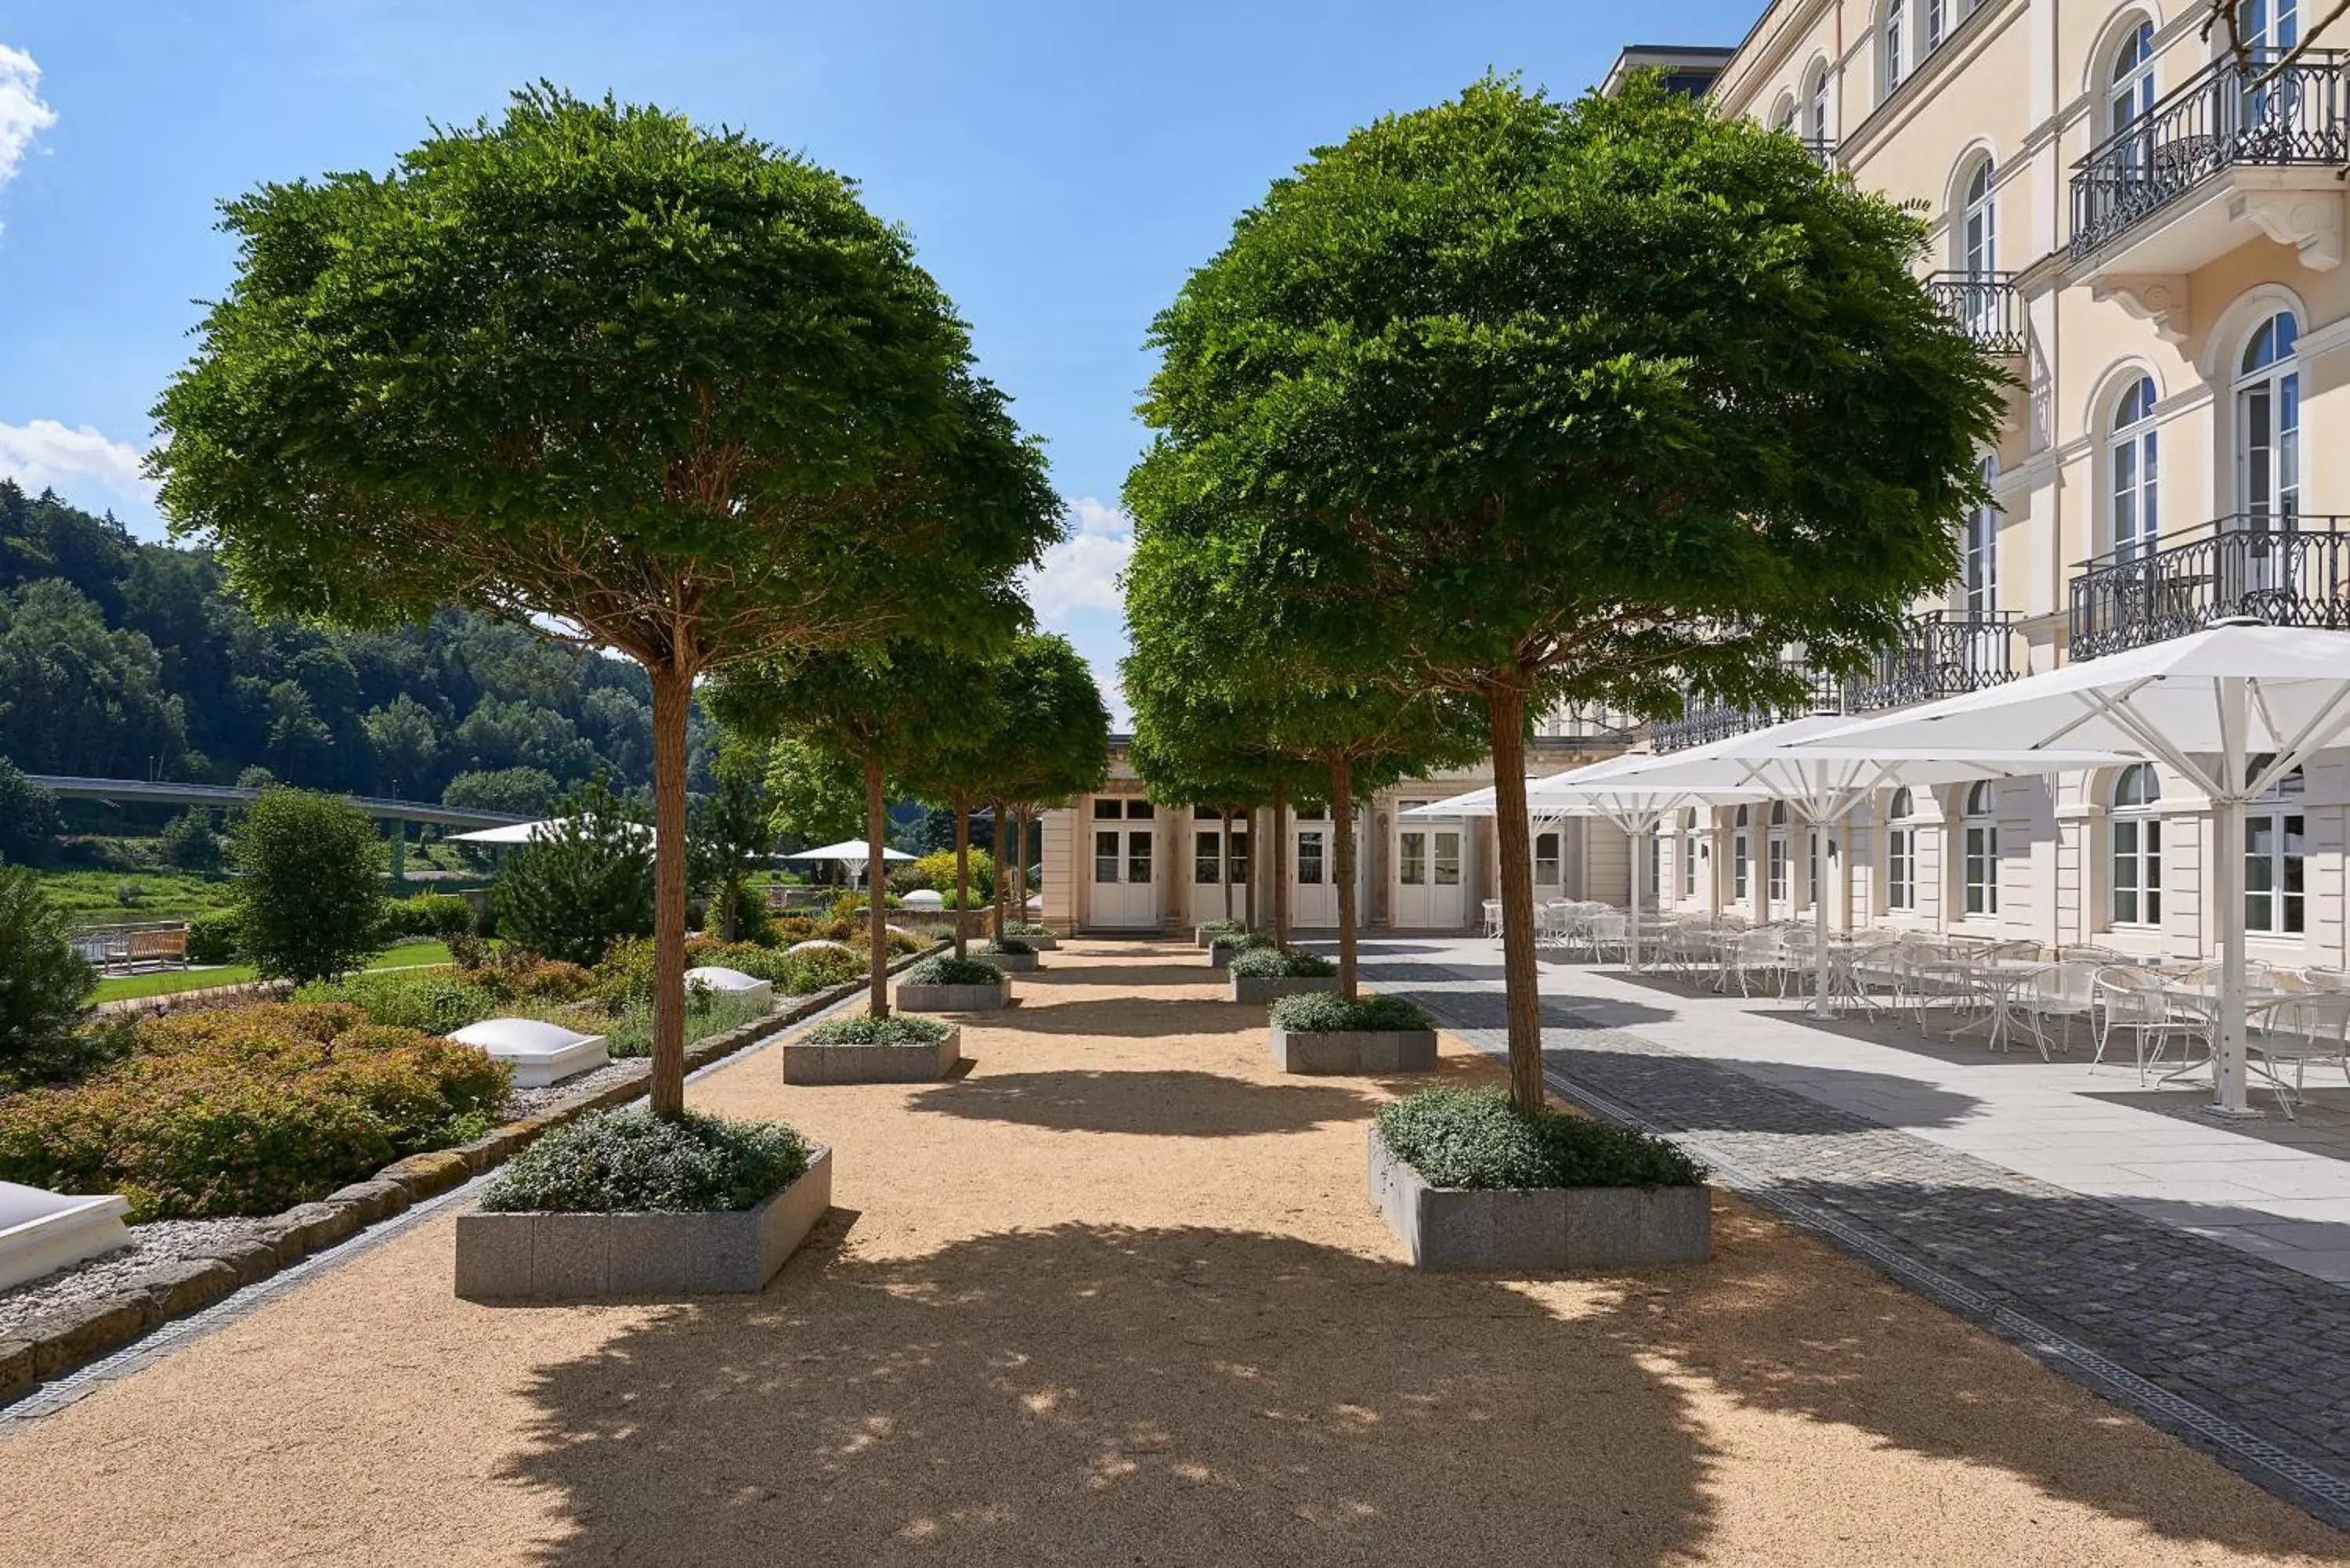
2248,991,2350,1118
2091,967,2175,1079
2018,960,2100,1057
1728,927,1789,998
1587,910,1629,964
1481,900,1502,941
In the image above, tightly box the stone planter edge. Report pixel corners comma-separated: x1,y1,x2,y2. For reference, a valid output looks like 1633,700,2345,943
1271,1022,1441,1074
1368,1125,1712,1272
782,1023,963,1084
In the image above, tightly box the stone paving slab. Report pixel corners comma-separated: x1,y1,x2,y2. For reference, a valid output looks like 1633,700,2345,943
1359,943,2350,1534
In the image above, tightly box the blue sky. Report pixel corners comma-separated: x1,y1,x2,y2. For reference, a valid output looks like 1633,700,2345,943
0,0,1762,721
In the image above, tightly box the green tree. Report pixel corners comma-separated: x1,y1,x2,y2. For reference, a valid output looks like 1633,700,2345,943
150,87,1060,1117
491,777,656,964
158,807,223,873
363,694,443,798
713,645,1003,1010
1132,78,2003,1108
759,736,866,851
229,789,387,983
0,866,98,1087
0,757,63,864
689,741,776,942
443,767,559,818
986,634,1112,941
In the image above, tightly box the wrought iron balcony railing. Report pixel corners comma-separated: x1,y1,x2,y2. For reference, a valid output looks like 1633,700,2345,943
1649,612,2019,753
2071,49,2350,258
1795,135,1836,168
1923,270,2026,355
2069,514,2350,659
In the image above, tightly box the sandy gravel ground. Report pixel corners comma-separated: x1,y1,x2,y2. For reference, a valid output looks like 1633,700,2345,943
1,941,2345,1567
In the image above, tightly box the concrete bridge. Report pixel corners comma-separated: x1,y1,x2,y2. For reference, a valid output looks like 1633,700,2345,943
28,775,530,831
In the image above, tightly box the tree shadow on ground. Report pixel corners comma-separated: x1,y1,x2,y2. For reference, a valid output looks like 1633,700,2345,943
907,1069,1376,1137
497,1223,1715,1567
996,995,1243,1039
1025,959,1220,992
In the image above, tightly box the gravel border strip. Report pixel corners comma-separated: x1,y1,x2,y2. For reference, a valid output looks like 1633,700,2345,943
0,942,945,1411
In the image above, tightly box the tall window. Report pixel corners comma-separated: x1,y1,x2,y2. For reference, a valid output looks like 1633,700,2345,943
1958,157,1997,276
1766,802,1791,905
1806,63,1831,142
2246,759,2305,935
1961,456,1999,614
1680,809,1699,898
1923,0,1947,50
1772,96,1798,134
2240,0,2303,125
2109,375,2160,562
1884,0,1905,92
1646,826,1662,900
1195,829,1222,885
2108,20,2156,141
2237,311,2301,526
1885,788,1916,912
1963,780,1999,916
2110,764,2162,927
1733,805,1751,900
1535,830,1561,888
1296,828,1325,886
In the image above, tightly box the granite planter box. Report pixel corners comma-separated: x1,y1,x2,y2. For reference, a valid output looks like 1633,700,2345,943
1272,1024,1438,1074
982,950,1039,974
895,977,1011,1013
1368,1128,1711,1272
1209,941,1250,970
783,1026,961,1085
1012,934,1059,951
1230,973,1339,1006
454,1147,833,1299
1196,926,1243,949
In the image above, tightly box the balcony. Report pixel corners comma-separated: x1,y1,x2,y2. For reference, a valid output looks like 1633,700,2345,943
2068,514,2350,659
1923,270,2026,356
1796,135,1837,169
2070,51,2348,286
1648,613,2018,752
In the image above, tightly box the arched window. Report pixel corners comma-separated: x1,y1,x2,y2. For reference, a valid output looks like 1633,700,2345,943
2110,764,2161,927
1962,780,1998,916
1771,94,1798,134
2110,375,2159,562
1960,456,1999,614
1883,0,1906,93
2236,311,2301,528
1767,802,1791,905
1885,787,1917,912
1923,0,1949,52
1958,157,1997,276
1734,805,1751,901
1806,60,1831,143
2108,19,2156,143
1680,808,1699,897
2247,755,2306,934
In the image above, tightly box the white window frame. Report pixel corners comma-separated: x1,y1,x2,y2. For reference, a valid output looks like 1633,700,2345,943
1732,805,1751,900
2236,310,2301,529
1680,809,1699,898
1535,829,1562,888
2246,761,2306,935
2109,763,2161,928
1885,787,1916,912
1962,780,1998,916
2109,374,2160,562
1961,455,1999,615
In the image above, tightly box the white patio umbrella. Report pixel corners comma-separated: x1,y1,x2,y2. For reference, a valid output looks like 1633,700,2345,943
1407,779,1773,973
1590,717,2131,1018
784,840,916,887
446,817,652,846
1810,622,2350,1113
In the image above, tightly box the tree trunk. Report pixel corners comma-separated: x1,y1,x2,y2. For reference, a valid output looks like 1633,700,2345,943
953,794,972,963
1014,806,1032,928
1272,780,1289,946
647,663,693,1119
1332,758,1358,1001
1486,669,1543,1113
1220,807,1234,923
866,757,889,1019
990,801,1008,943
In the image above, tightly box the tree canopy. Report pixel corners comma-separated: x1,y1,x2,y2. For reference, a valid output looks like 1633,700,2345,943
150,86,1061,1116
1130,78,2005,1104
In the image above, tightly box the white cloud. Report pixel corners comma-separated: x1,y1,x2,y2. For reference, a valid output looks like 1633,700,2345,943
1024,496,1133,627
0,44,57,232
0,419,161,525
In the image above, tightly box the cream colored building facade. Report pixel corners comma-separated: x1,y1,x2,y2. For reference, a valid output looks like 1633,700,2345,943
1047,4,2350,948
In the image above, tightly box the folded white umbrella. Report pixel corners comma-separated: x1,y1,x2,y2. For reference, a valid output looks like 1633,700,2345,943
1809,621,2350,1112
447,816,652,845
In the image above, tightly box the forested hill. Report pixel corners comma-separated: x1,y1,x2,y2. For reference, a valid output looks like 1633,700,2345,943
0,481,713,811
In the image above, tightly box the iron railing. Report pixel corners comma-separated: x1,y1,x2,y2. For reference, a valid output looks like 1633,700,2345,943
1795,135,1837,168
2068,514,2350,659
1650,612,2019,752
1923,270,2026,355
2071,49,2350,258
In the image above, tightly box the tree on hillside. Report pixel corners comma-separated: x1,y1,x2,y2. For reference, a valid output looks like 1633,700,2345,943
985,635,1112,941
0,758,63,865
153,87,1060,1118
230,789,386,983
362,695,442,800
711,644,1008,1013
443,767,559,818
1133,79,2004,1108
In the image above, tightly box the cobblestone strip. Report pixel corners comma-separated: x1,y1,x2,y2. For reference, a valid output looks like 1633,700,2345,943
1367,956,2350,1534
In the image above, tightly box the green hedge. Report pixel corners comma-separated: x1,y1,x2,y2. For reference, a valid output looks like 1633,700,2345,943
1228,946,1335,979
902,955,1003,987
381,892,475,940
801,1013,951,1046
185,909,243,965
1376,1088,1703,1190
478,1107,810,1213
1268,992,1430,1032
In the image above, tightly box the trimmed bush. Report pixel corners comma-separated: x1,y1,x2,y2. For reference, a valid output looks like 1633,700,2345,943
381,892,476,940
0,1001,511,1219
802,1013,951,1046
1375,1087,1703,1191
978,937,1034,957
477,1107,811,1214
1227,946,1336,979
230,789,387,982
186,909,243,965
913,847,992,899
901,955,1003,988
1269,992,1432,1034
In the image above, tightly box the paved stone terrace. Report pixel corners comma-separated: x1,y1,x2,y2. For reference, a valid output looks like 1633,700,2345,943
1356,938,2350,1532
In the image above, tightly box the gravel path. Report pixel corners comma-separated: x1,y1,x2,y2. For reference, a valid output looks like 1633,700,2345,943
0,944,2343,1566
0,1218,269,1341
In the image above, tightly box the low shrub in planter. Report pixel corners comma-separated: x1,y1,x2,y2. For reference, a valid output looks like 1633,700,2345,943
1003,921,1052,938
185,909,244,965
479,1107,812,1214
1269,992,1433,1034
901,955,1004,988
801,1013,953,1047
1228,947,1336,979
978,938,1034,957
0,1001,511,1219
1196,919,1247,938
1376,1087,1702,1190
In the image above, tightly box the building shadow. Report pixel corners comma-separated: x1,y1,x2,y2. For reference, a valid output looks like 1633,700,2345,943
908,1069,1378,1137
1383,987,1676,1033
996,995,1244,1039
495,1224,1715,1567
1536,1046,1985,1133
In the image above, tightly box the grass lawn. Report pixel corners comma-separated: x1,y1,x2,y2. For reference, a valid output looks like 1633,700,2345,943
92,941,456,1003
33,866,240,923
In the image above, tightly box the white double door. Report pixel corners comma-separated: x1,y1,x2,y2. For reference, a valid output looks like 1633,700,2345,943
1289,813,1361,927
1392,806,1466,929
1090,798,1161,927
